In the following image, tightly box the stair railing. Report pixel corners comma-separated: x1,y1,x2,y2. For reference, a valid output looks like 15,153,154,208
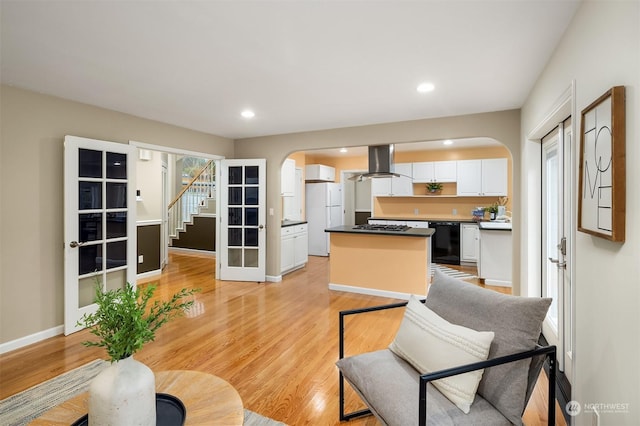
168,160,215,239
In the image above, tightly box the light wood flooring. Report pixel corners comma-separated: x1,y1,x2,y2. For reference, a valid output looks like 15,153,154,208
0,252,566,425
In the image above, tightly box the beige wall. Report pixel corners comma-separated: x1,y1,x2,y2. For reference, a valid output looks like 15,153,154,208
136,151,164,222
0,85,233,345
235,109,521,287
521,1,639,424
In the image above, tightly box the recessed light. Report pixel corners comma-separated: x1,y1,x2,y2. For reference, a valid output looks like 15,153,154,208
416,82,435,93
443,140,453,146
340,148,348,153
241,110,255,118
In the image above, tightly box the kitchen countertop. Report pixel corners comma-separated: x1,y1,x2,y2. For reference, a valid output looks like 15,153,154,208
478,221,512,231
281,220,308,227
325,225,434,238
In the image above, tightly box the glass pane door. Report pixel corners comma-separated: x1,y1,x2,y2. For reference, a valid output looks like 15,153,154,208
64,136,137,335
218,159,266,281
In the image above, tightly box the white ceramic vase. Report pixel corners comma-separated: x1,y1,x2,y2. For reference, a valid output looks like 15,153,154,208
88,356,156,426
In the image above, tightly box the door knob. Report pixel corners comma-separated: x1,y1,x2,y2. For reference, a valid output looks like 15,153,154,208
548,257,566,269
259,225,264,230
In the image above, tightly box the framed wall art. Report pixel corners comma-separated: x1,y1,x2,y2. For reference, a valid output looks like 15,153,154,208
578,85,625,242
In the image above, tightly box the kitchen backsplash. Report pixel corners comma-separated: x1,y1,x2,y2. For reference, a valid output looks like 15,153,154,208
374,195,505,220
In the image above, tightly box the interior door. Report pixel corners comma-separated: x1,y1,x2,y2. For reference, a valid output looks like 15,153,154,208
218,159,266,281
541,118,573,380
64,136,137,335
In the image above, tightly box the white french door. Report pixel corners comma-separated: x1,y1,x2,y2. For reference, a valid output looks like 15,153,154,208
63,136,137,335
541,118,573,380
218,159,266,282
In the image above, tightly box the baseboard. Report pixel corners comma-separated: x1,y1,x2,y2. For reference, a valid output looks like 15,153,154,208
482,278,512,287
168,247,216,256
328,283,421,300
266,274,282,282
0,325,63,355
137,269,162,280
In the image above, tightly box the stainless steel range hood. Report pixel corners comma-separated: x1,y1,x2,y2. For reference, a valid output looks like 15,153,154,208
362,144,400,178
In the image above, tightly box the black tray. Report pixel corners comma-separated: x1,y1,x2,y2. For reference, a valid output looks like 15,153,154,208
72,393,186,426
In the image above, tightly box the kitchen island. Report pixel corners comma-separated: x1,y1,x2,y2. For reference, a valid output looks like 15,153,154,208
325,225,434,299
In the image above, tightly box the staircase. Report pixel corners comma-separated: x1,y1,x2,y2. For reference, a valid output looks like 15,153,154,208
168,159,216,247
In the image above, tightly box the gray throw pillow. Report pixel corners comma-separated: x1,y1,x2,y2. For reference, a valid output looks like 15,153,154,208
425,270,551,425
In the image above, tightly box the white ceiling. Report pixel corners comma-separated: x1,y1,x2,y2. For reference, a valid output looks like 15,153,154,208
1,1,580,140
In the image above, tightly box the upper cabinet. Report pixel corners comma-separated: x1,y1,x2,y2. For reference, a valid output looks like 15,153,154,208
413,161,457,183
281,158,296,196
305,164,335,182
456,158,508,196
371,163,413,196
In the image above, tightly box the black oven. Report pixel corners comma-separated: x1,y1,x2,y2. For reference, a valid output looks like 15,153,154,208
428,221,461,265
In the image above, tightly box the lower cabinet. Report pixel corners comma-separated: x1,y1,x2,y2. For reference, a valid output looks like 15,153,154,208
461,223,479,263
281,224,308,275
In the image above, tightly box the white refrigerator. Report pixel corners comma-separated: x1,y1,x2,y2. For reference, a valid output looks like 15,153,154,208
306,182,342,256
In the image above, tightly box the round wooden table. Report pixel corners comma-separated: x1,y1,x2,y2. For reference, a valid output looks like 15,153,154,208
30,370,244,425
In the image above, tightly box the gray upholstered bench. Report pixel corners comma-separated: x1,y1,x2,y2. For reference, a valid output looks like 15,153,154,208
337,270,557,426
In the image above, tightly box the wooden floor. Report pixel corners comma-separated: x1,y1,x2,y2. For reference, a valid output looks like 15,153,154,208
0,252,566,425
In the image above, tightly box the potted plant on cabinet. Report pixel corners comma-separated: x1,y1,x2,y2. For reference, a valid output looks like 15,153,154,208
426,182,443,194
486,203,499,220
78,282,199,426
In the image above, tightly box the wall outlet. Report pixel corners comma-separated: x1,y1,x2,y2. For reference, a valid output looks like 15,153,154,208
414,208,419,215
452,208,457,215
138,255,144,264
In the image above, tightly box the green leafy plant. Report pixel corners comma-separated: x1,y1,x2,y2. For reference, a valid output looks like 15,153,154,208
426,182,443,192
78,283,199,362
486,203,499,214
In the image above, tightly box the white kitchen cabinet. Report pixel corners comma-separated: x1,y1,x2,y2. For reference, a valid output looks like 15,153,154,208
456,158,507,196
281,229,295,273
478,225,512,287
281,223,308,274
305,164,335,182
293,228,308,267
461,223,479,263
370,163,413,196
413,161,457,183
281,158,296,196
481,158,508,196
406,221,429,228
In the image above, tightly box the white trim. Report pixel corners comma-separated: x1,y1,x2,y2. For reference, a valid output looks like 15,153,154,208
129,140,224,160
168,247,216,256
0,325,63,355
328,283,423,300
483,278,512,287
137,269,162,280
137,219,162,226
527,82,575,140
266,274,282,282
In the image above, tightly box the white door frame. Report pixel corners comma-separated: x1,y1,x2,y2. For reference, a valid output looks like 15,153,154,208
129,141,223,267
340,169,368,226
527,82,576,383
